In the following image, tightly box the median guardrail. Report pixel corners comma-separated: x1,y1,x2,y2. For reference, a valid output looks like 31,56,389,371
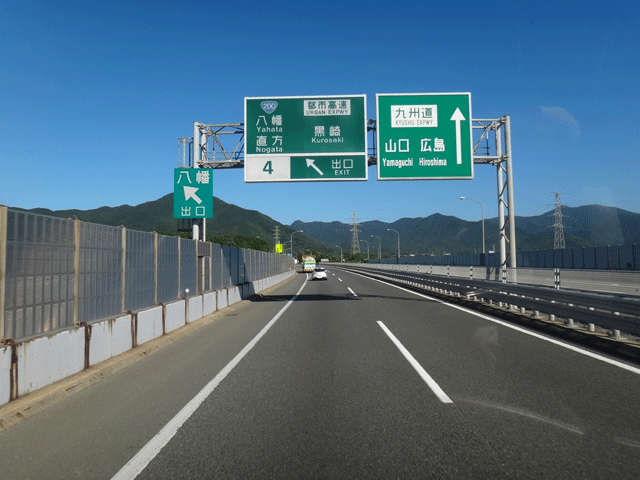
335,264,640,338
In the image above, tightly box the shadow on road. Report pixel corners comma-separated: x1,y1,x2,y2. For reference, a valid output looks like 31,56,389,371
249,293,361,303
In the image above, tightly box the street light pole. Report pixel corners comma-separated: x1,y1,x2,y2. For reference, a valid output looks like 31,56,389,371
371,235,381,259
291,230,303,258
460,197,485,254
335,245,343,263
387,229,400,258
360,240,369,260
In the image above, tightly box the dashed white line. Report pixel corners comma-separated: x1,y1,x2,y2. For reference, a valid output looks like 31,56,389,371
338,278,343,282
378,321,453,404
347,287,357,296
348,270,640,376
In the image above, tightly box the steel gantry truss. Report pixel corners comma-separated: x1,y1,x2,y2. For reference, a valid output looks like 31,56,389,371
472,116,516,271
181,116,516,270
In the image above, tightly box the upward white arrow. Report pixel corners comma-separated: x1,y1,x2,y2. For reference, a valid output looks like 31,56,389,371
450,108,466,165
306,158,324,176
183,186,202,204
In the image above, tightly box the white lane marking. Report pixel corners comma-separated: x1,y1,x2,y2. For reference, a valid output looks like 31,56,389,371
111,278,309,480
338,278,343,282
347,287,357,297
350,271,640,376
378,321,453,404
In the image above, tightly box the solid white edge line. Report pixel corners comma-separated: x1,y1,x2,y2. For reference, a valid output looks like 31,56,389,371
377,321,453,404
111,277,309,480
347,287,357,296
348,270,640,376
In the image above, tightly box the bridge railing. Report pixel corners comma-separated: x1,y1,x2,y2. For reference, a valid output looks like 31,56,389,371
360,263,640,297
0,207,294,343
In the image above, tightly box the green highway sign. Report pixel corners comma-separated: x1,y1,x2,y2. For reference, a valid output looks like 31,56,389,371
245,155,367,182
173,168,213,219
244,95,368,182
376,93,473,180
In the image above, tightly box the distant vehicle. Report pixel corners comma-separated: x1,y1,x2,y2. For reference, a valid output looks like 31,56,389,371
303,256,316,273
320,258,329,263
311,267,328,280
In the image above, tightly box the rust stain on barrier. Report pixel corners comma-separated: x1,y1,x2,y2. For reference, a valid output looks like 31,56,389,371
5,339,18,401
79,322,92,370
130,312,138,348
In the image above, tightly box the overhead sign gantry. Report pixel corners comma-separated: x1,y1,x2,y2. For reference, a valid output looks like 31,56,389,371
243,95,368,182
182,93,517,271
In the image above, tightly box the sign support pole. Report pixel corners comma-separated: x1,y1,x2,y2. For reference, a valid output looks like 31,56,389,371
495,127,507,268
504,116,517,275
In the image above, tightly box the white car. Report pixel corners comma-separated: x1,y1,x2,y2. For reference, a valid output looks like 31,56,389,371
311,267,328,280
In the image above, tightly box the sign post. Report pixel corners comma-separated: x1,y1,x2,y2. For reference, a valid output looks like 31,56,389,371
244,95,368,182
376,93,473,180
173,168,214,219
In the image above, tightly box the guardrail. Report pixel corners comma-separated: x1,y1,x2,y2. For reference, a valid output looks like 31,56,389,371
359,263,640,297
335,264,640,338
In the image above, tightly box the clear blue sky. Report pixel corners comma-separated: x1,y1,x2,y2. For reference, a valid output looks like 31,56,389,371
2,1,638,227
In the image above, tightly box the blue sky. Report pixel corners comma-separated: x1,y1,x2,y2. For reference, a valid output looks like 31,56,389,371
1,1,638,227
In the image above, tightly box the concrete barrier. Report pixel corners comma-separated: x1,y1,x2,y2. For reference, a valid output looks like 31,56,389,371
1,270,295,406
137,306,163,346
187,296,203,323
217,289,228,310
203,292,216,316
89,314,133,366
18,328,85,396
164,300,185,333
229,286,241,305
1,345,11,406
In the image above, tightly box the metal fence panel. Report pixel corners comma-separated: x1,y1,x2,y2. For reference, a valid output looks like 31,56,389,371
211,244,223,291
230,247,239,285
197,241,212,293
237,248,245,285
180,238,197,296
619,245,633,270
608,246,620,270
4,210,76,340
595,246,608,269
157,235,179,304
79,223,123,323
222,245,232,288
584,247,596,269
124,230,155,312
1,208,296,342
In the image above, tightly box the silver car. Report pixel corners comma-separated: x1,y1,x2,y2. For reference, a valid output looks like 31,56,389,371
311,267,328,280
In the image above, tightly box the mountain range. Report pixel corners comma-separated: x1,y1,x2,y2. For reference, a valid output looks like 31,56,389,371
20,194,640,257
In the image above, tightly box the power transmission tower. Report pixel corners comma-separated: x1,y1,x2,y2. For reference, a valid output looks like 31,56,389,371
350,211,361,255
552,192,566,249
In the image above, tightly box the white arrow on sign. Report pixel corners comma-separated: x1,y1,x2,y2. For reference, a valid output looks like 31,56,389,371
306,158,324,176
450,108,466,165
183,186,202,204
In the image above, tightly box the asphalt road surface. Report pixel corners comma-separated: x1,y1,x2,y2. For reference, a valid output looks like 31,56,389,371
1,267,639,479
